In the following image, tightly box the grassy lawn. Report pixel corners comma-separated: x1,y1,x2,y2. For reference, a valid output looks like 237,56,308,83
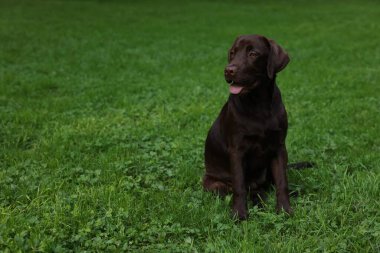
1,0,379,252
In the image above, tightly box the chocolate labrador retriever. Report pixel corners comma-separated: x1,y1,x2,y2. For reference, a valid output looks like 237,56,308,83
203,34,310,220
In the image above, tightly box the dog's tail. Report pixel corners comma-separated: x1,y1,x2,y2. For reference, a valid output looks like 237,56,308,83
287,161,315,170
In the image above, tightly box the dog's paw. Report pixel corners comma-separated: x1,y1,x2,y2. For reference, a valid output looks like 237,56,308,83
276,203,293,215
232,203,249,221
232,209,249,221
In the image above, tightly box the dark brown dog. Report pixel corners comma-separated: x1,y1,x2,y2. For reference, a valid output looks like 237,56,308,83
203,34,300,220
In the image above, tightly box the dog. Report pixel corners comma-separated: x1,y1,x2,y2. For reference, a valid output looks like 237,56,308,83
203,34,312,220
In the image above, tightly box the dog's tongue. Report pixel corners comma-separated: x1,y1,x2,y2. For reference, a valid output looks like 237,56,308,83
229,85,244,94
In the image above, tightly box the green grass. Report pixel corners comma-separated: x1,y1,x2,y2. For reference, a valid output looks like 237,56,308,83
1,0,379,252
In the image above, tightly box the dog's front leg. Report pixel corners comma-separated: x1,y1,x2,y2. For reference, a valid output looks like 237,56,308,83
230,151,248,220
271,146,293,214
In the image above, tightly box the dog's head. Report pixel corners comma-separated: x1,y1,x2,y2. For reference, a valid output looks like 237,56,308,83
225,34,290,95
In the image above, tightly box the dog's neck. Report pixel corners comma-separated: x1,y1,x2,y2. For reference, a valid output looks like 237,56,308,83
228,78,276,116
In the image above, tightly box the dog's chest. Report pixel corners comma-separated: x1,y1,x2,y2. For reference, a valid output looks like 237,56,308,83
242,121,283,156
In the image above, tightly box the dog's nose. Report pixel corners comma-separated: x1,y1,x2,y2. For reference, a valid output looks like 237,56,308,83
225,65,237,76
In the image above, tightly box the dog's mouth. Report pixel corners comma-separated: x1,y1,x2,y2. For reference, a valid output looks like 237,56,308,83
227,80,244,95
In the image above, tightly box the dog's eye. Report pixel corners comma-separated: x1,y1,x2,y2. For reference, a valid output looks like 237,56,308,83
249,50,259,57
229,51,235,58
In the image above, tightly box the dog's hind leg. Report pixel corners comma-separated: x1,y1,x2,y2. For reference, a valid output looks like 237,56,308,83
203,175,231,198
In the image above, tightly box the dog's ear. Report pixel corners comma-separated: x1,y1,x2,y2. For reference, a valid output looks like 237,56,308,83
267,39,290,80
